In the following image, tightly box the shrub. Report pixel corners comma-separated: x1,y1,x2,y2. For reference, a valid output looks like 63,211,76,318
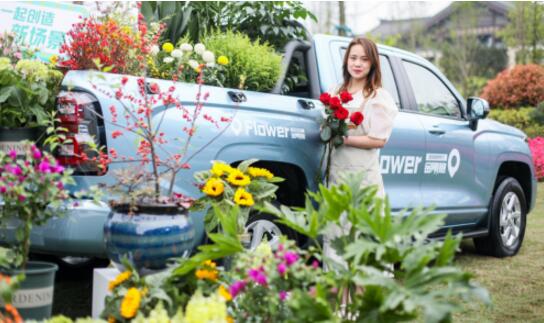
529,137,544,181
488,107,544,138
201,30,282,92
481,64,544,108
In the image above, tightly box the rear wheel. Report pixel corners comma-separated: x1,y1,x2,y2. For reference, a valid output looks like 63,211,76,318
245,212,298,250
474,177,527,257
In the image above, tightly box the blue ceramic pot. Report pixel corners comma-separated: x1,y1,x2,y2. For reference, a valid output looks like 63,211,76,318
103,204,194,272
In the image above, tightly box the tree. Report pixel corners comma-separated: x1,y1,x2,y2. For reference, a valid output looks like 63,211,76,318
500,1,544,64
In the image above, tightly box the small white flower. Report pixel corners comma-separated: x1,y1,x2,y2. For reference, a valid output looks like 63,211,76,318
180,43,193,52
194,43,206,55
171,49,183,59
188,59,199,70
150,45,160,56
206,62,216,68
202,50,215,64
163,57,175,64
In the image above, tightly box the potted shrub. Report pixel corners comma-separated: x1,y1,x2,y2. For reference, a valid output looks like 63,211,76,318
0,142,74,320
0,33,63,152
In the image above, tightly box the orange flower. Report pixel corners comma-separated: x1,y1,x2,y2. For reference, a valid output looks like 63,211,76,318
120,287,141,319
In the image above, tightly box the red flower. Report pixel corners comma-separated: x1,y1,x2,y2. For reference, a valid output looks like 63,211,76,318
329,97,342,110
340,91,353,103
334,107,349,120
111,130,123,139
319,92,331,105
149,82,160,94
350,111,364,125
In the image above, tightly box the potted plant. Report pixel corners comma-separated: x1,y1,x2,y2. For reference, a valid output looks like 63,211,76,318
0,142,74,320
0,33,63,152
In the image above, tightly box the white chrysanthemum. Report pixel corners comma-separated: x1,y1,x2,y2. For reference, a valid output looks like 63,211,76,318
202,51,215,64
194,43,206,55
163,57,175,64
150,45,160,56
206,62,216,68
180,43,193,52
171,49,183,58
188,59,199,70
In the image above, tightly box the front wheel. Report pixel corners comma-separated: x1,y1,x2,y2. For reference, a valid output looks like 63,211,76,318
474,177,527,257
245,213,298,250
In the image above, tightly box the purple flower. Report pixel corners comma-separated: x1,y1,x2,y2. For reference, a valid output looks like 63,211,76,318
279,291,288,301
248,268,267,286
312,260,320,269
51,164,64,173
229,280,247,298
32,147,42,160
284,251,299,266
9,165,22,176
18,195,26,202
0,186,6,193
8,149,17,160
56,181,64,190
277,262,287,276
38,160,51,173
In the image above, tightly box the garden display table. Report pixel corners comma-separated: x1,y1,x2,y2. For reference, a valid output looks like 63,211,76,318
92,267,120,318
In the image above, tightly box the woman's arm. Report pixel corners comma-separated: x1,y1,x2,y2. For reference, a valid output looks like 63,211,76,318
343,135,386,149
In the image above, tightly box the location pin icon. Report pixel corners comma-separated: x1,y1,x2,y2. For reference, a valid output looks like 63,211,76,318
448,148,460,178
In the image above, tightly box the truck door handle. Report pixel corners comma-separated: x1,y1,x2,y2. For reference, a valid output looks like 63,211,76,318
298,99,315,110
428,129,446,135
227,91,247,103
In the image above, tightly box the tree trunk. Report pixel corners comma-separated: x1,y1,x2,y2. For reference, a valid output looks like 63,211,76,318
338,1,346,36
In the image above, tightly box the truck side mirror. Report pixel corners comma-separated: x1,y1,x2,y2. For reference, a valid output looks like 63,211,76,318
467,97,490,130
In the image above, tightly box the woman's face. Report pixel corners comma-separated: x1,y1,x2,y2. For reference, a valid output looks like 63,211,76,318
347,44,372,81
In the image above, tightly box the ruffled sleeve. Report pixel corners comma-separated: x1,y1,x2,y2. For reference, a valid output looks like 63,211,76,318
367,88,398,142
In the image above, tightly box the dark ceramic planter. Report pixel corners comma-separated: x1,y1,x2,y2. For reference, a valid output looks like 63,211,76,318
0,127,47,154
103,204,195,273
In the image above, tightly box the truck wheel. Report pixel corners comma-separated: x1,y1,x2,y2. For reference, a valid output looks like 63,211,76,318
246,212,298,250
474,177,527,257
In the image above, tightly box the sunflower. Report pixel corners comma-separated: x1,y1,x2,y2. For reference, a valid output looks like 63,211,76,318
227,169,251,186
202,178,225,197
248,167,274,179
233,188,254,206
211,162,234,177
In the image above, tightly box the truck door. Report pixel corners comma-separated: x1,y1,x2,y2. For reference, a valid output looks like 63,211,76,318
401,60,487,228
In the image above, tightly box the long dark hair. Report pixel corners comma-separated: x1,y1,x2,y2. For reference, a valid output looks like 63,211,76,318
340,37,382,98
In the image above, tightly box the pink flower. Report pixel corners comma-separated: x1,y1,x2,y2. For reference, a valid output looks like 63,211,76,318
8,149,17,160
279,291,288,301
38,160,51,173
56,182,64,190
277,262,287,276
111,130,123,139
312,260,320,269
18,195,26,202
9,165,22,176
229,280,247,298
284,251,299,266
31,146,42,160
0,186,6,193
248,268,267,286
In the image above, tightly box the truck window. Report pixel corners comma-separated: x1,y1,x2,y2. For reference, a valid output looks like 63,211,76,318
282,50,311,98
402,61,461,118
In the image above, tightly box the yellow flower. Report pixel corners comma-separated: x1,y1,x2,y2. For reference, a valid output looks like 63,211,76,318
120,287,141,319
202,178,225,197
227,169,251,186
217,56,229,65
211,162,234,177
234,188,254,207
195,268,218,281
248,167,274,180
203,260,217,268
108,316,115,323
49,54,58,65
108,271,131,291
227,316,235,323
218,285,232,302
162,42,174,53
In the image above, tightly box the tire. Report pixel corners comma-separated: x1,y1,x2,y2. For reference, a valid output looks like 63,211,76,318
245,212,298,250
474,177,527,257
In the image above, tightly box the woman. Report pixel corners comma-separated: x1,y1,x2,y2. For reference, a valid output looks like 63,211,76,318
324,37,398,267
329,37,398,197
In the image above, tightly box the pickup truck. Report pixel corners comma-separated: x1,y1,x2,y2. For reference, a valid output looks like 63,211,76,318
2,34,537,261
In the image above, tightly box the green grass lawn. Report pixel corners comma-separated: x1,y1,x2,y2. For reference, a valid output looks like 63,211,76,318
454,182,544,323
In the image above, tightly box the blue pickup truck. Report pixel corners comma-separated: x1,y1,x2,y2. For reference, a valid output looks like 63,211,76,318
3,34,537,261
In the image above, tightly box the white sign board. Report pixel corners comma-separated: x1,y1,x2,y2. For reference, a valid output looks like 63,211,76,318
0,1,88,60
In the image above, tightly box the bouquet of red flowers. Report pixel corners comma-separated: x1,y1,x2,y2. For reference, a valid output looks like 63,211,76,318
319,90,364,184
